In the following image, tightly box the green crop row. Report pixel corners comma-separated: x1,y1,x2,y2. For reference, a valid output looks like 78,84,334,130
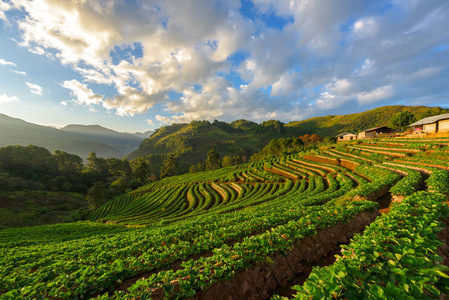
279,191,449,300
111,201,377,299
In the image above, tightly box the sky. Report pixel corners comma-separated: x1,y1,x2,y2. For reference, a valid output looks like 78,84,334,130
0,0,448,133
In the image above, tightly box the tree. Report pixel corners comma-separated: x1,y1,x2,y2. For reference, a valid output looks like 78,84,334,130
390,111,416,131
109,177,128,196
160,154,177,178
205,149,221,171
323,136,337,144
86,182,108,209
54,150,82,172
133,158,149,181
222,156,235,168
87,152,97,172
106,158,125,176
189,164,198,173
196,162,205,172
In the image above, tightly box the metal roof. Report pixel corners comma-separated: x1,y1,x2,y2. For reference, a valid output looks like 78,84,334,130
409,113,449,126
359,126,393,133
336,132,356,137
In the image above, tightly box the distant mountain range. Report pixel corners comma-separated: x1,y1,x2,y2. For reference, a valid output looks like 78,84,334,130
0,114,153,159
1,105,447,164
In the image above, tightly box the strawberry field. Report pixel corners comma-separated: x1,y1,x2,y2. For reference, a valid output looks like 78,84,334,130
1,138,449,299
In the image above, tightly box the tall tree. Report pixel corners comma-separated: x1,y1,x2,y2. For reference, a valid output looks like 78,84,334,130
133,158,149,181
160,154,177,178
205,149,221,171
87,152,97,172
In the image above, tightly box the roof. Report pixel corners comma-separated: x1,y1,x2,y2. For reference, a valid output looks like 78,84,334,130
408,113,449,127
336,132,357,137
359,126,394,133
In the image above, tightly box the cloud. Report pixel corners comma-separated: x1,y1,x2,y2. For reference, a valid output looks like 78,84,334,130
4,0,449,123
146,119,154,126
26,82,43,95
12,70,27,75
0,58,16,66
357,85,395,104
0,93,20,104
61,79,103,106
0,2,12,22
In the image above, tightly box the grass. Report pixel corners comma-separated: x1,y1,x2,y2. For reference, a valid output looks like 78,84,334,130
0,191,87,229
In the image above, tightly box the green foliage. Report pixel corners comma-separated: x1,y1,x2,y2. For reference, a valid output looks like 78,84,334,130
160,154,178,178
389,111,416,130
426,169,449,194
0,191,88,229
251,137,304,161
205,149,221,170
132,157,149,181
221,155,235,167
289,191,449,299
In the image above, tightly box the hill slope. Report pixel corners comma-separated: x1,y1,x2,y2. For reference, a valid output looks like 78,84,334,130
128,105,447,168
0,114,144,159
285,105,449,136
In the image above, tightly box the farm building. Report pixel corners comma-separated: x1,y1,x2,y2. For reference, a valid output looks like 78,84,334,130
358,126,394,139
408,113,449,133
336,132,357,141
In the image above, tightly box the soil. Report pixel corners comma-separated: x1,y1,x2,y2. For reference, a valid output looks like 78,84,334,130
268,243,343,298
377,192,392,210
190,210,380,300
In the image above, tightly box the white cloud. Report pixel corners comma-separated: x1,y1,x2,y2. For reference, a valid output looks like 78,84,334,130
0,58,16,66
4,0,449,123
146,119,154,126
353,17,379,37
0,93,20,104
26,82,43,95
0,2,12,22
12,70,27,75
62,79,103,106
60,101,68,106
357,85,395,104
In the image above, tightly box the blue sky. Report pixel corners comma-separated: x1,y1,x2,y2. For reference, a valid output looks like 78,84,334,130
0,0,448,133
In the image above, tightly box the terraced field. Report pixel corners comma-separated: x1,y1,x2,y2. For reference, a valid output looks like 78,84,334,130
1,139,449,299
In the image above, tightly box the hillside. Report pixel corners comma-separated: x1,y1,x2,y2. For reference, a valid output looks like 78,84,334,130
0,114,144,159
127,119,293,172
61,124,143,157
128,105,447,169
285,105,449,136
0,191,87,230
2,137,449,299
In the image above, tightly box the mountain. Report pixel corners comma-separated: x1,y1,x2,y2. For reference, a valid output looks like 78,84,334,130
0,114,144,159
132,130,154,139
61,124,143,157
127,105,448,172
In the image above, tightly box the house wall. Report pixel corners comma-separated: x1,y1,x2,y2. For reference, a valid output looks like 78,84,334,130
358,132,366,139
424,123,437,133
342,135,356,141
439,119,449,132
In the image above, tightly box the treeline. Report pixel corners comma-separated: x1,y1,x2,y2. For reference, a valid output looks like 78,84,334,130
0,145,155,209
187,149,245,174
250,134,334,161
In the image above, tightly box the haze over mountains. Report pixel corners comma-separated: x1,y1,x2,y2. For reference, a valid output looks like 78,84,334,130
0,114,152,159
